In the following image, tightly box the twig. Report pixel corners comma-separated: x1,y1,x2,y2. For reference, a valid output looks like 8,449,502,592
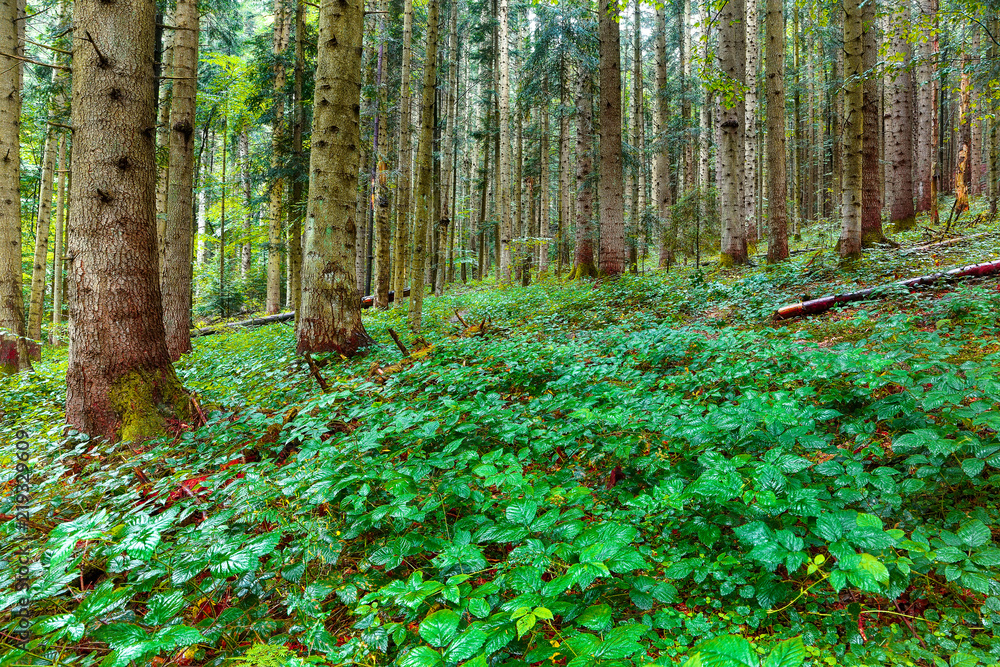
48,121,72,131
387,327,410,356
25,39,72,55
0,51,69,70
302,352,330,394
453,309,469,328
83,31,108,68
189,395,207,427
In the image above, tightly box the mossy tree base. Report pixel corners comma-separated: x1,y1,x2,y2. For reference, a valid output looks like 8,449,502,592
109,367,190,443
890,214,916,232
568,262,599,280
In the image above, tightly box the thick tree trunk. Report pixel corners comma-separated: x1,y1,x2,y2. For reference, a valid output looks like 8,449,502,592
27,132,56,340
839,0,863,258
67,0,188,441
914,0,937,213
655,6,675,269
570,68,597,279
765,0,788,263
266,0,291,313
161,0,199,360
393,0,414,302
407,0,438,332
598,0,626,275
886,0,915,231
296,0,371,355
718,0,748,265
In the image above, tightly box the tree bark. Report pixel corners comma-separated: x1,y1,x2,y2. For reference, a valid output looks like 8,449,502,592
718,0,748,265
296,0,371,355
570,67,597,279
288,1,305,312
839,0,863,258
557,54,571,276
66,0,189,442
0,0,29,370
407,0,438,333
161,0,199,360
655,6,675,269
51,133,67,344
744,0,759,247
27,131,56,340
266,0,291,313
497,0,512,281
372,0,392,309
539,75,550,275
598,0,626,275
885,0,915,231
631,0,644,273
392,0,414,302
765,0,787,263
914,0,937,213
860,0,885,246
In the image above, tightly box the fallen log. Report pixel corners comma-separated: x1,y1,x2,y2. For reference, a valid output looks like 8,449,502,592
191,288,412,337
900,231,994,254
773,258,1000,320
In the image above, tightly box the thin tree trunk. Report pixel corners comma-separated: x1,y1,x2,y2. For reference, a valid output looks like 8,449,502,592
915,0,937,213
67,0,188,441
393,0,414,302
631,0,644,273
497,0,512,281
539,75,550,274
655,6,675,268
266,0,291,313
0,0,29,370
598,0,626,275
407,0,438,332
839,0,863,258
287,0,305,312
886,0,915,231
859,0,885,246
570,67,597,278
27,131,56,340
372,0,392,308
51,133,67,344
765,0,787,262
744,0,759,246
296,0,371,355
557,54,571,276
162,0,199,359
436,0,458,296
719,0,748,265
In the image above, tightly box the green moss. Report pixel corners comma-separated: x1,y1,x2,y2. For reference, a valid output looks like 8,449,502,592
109,367,189,443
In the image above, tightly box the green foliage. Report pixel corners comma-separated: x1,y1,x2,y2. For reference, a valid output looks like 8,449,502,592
5,248,1000,666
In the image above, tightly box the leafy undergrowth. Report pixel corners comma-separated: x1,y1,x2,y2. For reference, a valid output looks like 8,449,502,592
4,230,1000,667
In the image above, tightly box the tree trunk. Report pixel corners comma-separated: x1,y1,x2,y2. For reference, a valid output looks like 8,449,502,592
266,0,291,313
296,0,371,355
886,0,915,231
407,0,438,333
155,15,173,277
631,0,644,273
0,0,29,371
393,0,414,302
288,2,305,313
765,0,788,262
557,54,571,276
497,0,512,281
27,131,56,340
539,75,550,275
570,67,597,279
860,0,885,246
914,0,937,213
67,0,189,442
51,133,67,344
718,0,748,265
744,0,759,246
655,6,675,269
839,0,863,258
598,0,626,275
161,0,199,360
372,0,392,309
238,130,253,279
436,0,458,296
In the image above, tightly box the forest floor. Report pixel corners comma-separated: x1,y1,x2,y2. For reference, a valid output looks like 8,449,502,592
4,206,1000,667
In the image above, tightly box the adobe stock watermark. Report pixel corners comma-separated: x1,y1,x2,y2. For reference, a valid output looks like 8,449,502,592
11,429,33,650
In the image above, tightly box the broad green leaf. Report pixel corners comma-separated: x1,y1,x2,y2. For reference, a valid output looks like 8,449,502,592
505,500,538,526
515,613,536,638
692,634,756,667
950,653,980,667
420,609,461,648
576,603,613,631
154,625,204,650
144,591,185,626
762,637,806,667
958,520,992,548
444,627,488,663
401,646,444,667
961,458,986,478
